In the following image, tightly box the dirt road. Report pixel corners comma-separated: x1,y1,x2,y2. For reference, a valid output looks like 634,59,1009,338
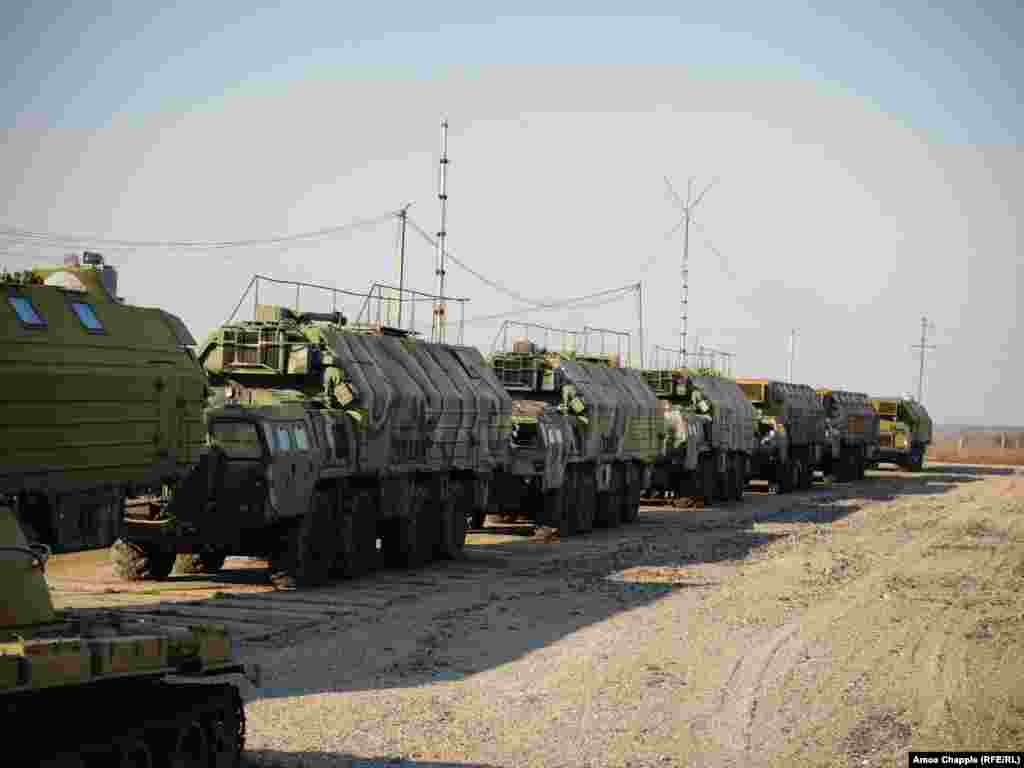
47,464,1024,767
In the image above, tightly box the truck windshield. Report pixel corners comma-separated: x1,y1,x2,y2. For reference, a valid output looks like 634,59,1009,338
210,421,264,459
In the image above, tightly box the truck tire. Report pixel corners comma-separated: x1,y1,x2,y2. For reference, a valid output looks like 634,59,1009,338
437,494,466,559
269,492,337,588
733,454,746,501
174,548,228,575
800,459,814,490
723,457,737,503
776,460,793,494
543,485,570,537
111,539,176,581
573,468,595,534
700,454,716,507
908,447,924,472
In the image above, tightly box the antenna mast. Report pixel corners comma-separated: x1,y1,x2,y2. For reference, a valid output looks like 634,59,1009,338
665,175,716,366
911,316,936,401
432,118,450,343
396,203,412,329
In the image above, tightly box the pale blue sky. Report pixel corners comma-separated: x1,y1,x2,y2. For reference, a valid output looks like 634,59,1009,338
4,2,1020,141
2,2,1021,425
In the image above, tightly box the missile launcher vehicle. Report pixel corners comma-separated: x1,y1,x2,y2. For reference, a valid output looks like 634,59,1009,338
816,388,880,481
736,378,826,493
0,253,207,553
869,396,932,471
1,502,258,766
489,339,660,534
113,303,513,587
641,369,756,505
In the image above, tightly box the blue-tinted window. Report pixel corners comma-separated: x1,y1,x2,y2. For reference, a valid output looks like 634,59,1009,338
70,301,104,332
8,295,46,328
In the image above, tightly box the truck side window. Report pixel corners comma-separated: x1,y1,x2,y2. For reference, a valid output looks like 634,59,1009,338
8,295,46,329
69,301,105,333
209,421,263,459
274,426,294,452
293,423,310,451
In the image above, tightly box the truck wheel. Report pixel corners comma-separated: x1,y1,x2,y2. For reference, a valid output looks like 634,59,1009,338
909,448,924,472
721,458,736,503
115,737,153,768
437,495,466,559
269,493,336,588
776,460,792,494
800,459,814,490
111,539,176,581
733,454,746,501
164,719,208,768
174,548,228,575
574,470,595,534
543,485,569,536
700,455,716,507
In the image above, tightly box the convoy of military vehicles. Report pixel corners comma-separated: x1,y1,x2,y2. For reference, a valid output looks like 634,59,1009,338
1,254,934,574
0,250,938,764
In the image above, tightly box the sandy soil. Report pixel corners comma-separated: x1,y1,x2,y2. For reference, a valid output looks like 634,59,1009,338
47,464,1024,767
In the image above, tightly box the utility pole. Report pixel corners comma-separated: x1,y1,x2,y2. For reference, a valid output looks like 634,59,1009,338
665,176,717,367
432,118,450,344
787,329,798,383
396,203,412,329
911,316,936,402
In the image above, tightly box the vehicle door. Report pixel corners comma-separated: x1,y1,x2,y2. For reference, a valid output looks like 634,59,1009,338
264,420,304,521
288,419,318,515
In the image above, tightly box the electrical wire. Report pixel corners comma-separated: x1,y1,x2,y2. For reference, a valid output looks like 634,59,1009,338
0,212,395,251
406,217,570,309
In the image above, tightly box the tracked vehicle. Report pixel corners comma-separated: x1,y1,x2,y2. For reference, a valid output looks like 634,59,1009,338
113,303,512,586
817,388,880,481
736,378,826,493
489,339,660,534
1,503,258,766
870,396,932,471
0,253,206,553
642,369,755,505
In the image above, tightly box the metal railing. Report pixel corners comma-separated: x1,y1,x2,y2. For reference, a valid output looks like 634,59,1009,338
226,275,468,343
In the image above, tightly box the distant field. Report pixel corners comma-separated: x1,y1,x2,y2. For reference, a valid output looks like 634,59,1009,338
928,438,1024,466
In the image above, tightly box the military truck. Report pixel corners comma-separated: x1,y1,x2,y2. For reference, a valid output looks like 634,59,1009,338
1,502,259,766
112,304,513,587
736,378,826,493
489,340,660,535
642,368,756,505
870,396,932,471
0,253,207,553
817,388,880,481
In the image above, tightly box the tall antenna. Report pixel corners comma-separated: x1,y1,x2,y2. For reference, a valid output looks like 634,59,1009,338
432,118,450,343
911,316,936,401
787,328,798,383
665,175,717,366
396,203,412,329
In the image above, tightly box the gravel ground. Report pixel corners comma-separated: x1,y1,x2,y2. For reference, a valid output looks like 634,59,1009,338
236,464,1024,767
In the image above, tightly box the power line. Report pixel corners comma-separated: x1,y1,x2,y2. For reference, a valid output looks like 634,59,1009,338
0,212,395,251
406,217,570,310
464,283,638,325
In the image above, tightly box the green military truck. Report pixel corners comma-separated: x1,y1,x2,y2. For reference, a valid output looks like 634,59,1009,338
489,340,660,534
0,253,207,553
113,303,513,587
816,388,880,481
736,378,826,493
870,396,932,471
641,369,755,505
1,503,259,766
